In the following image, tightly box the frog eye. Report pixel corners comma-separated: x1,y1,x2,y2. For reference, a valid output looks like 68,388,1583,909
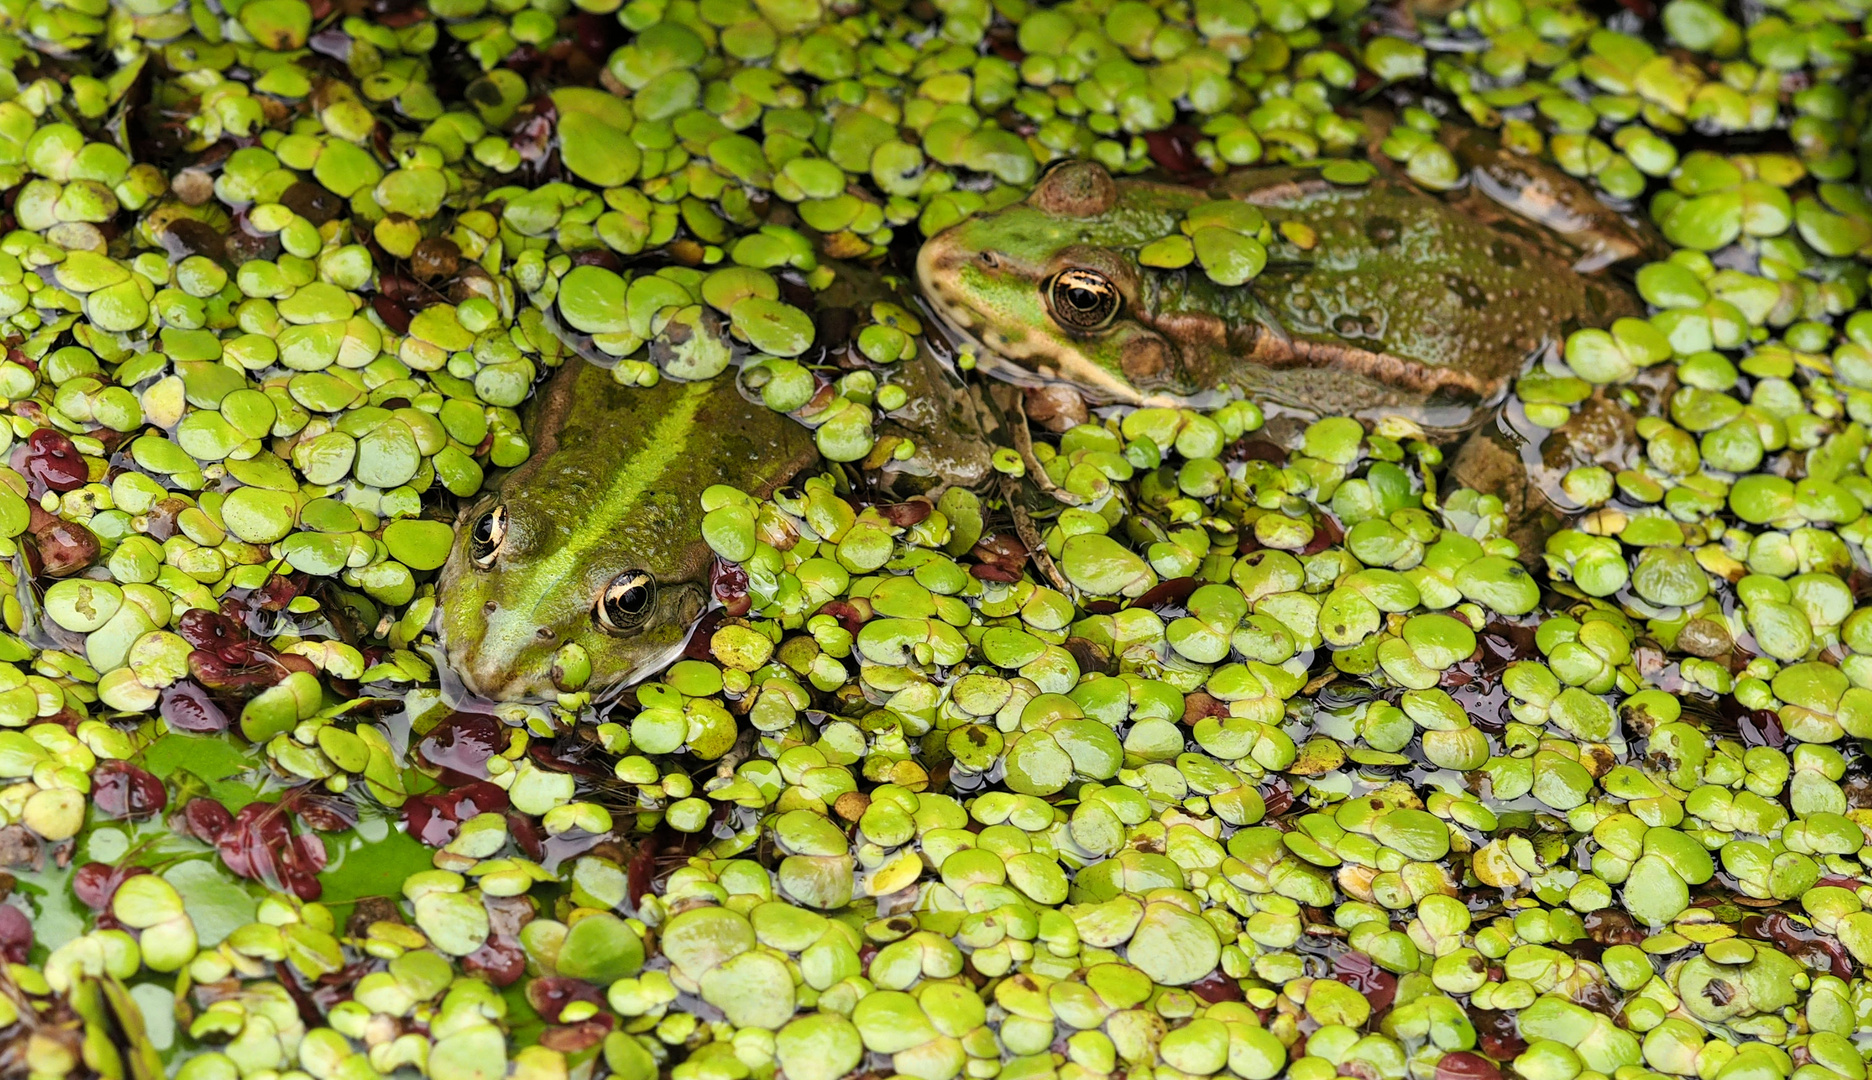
1047,268,1121,332
597,571,656,633
469,506,507,568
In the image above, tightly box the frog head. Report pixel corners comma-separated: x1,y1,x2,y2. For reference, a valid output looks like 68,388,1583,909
437,493,709,703
435,370,740,703
916,161,1207,405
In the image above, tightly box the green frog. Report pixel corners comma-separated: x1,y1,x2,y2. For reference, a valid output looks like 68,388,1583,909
436,362,817,702
915,150,1650,432
435,257,1004,702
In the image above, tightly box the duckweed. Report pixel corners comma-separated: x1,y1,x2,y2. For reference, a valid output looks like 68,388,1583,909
2,0,1872,1072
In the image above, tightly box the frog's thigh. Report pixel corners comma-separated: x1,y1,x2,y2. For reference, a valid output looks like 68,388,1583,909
1448,427,1561,566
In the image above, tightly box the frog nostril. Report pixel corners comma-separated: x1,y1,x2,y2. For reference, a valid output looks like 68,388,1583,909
536,627,554,641
979,251,1000,269
482,601,497,615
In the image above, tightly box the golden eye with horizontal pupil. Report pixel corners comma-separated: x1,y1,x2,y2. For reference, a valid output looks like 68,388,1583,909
469,506,506,568
1047,268,1120,331
597,571,656,632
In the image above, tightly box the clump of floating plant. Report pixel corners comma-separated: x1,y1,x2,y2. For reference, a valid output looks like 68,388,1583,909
1135,200,1273,286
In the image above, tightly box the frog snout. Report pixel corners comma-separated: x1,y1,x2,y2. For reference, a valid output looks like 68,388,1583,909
915,232,964,296
442,600,556,701
446,639,541,702
916,231,991,332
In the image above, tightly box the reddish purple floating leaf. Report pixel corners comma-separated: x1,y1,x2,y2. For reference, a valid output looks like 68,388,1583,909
73,863,148,912
92,761,167,821
19,429,88,495
417,713,505,781
178,797,234,844
160,682,230,733
0,903,32,963
1437,1052,1504,1080
464,933,527,986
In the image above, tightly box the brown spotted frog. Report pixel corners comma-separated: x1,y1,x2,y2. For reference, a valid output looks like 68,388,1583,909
917,151,1653,431
916,130,1664,547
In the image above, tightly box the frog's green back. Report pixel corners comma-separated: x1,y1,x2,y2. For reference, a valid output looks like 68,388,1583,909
437,362,817,701
509,361,804,530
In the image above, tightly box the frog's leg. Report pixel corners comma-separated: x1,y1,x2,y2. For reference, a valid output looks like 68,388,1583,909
1448,423,1563,567
1353,107,1666,274
990,382,1084,507
1023,385,1092,433
1448,391,1640,565
1001,474,1076,595
810,255,1008,499
1440,126,1672,273
871,339,1006,498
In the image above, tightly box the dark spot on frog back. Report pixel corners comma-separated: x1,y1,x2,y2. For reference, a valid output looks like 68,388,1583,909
1582,276,1641,322
1441,273,1490,311
1489,239,1522,269
1333,313,1383,338
1364,216,1402,246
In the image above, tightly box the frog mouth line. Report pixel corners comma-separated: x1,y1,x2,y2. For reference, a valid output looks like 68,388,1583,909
438,632,691,703
919,293,1192,410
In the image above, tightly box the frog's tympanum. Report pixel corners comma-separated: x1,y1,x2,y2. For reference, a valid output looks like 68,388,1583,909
917,155,1646,431
437,361,816,701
